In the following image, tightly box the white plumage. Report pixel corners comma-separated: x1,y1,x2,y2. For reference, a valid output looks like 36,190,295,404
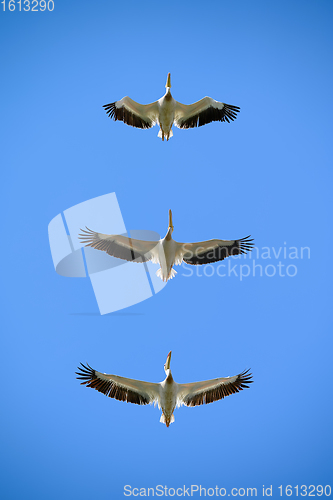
79,210,254,282
76,352,253,427
103,73,240,141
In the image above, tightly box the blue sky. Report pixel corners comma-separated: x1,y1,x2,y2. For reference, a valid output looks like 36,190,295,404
1,1,333,498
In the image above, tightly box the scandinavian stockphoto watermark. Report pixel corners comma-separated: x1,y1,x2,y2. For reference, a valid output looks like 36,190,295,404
49,193,311,313
124,485,259,497
180,244,310,281
124,484,331,497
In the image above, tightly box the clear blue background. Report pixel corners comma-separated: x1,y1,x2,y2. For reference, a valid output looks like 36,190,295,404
1,1,332,498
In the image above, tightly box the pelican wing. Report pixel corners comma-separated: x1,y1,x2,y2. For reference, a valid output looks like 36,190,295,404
181,236,254,265
76,363,160,406
174,97,240,129
79,227,159,263
177,369,253,407
103,96,160,129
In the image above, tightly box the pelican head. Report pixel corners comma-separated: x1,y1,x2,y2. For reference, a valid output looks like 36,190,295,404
165,72,171,89
164,351,172,374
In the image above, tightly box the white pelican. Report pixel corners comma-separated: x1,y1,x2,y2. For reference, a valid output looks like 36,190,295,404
79,210,254,282
76,352,252,427
103,73,240,141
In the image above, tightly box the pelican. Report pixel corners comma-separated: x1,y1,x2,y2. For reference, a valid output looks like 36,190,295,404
103,73,240,141
78,210,254,282
76,352,252,427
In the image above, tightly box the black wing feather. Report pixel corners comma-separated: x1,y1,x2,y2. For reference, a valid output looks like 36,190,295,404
103,102,153,129
76,363,150,406
184,369,253,407
79,227,148,263
183,236,254,265
178,103,240,129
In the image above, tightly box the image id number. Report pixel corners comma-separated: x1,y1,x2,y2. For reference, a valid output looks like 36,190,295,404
1,0,54,11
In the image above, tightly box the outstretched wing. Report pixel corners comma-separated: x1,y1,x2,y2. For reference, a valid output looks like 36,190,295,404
79,227,159,263
177,369,253,407
76,363,160,406
181,235,254,265
103,96,160,129
174,97,240,129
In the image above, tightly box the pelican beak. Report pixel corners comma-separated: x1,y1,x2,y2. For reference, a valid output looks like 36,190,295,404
166,72,171,88
168,209,174,230
165,351,172,370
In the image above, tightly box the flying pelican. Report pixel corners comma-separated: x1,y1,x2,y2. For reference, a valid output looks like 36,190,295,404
103,73,240,141
78,210,254,282
76,352,252,427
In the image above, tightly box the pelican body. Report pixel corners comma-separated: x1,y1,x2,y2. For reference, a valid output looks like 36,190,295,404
103,73,240,141
159,354,177,426
76,352,253,427
79,210,254,282
155,211,178,281
157,73,175,141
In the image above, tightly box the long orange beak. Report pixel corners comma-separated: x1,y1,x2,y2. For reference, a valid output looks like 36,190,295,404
165,351,172,370
168,209,173,230
166,73,171,88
